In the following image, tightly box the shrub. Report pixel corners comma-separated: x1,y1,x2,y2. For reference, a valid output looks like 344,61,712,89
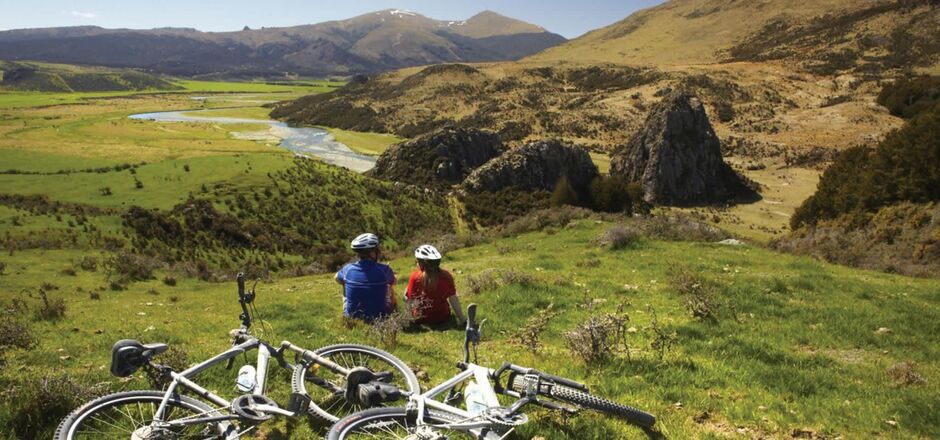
0,261,6,275
510,303,558,352
99,186,112,196
563,309,631,363
34,290,65,321
886,361,926,386
89,291,100,300
669,268,724,322
162,275,177,286
466,269,500,294
876,75,940,119
642,213,729,242
465,269,537,294
590,175,633,213
105,251,160,283
1,374,110,439
368,309,415,349
0,308,35,361
792,105,940,228
60,267,77,276
592,225,641,250
647,306,678,361
78,255,98,272
145,346,190,388
549,176,579,207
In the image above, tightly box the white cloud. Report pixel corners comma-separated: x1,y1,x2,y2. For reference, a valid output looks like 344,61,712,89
64,10,97,19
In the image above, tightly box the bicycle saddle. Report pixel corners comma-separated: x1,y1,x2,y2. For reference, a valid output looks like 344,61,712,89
110,339,169,377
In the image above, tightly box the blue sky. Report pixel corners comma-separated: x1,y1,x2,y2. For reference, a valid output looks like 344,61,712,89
0,1,664,39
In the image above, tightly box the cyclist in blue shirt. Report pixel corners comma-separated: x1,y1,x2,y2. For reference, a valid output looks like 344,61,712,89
335,233,397,321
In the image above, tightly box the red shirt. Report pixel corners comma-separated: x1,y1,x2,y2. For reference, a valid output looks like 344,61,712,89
406,269,456,324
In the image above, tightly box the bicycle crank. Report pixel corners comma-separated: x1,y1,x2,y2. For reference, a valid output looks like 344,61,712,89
232,394,278,422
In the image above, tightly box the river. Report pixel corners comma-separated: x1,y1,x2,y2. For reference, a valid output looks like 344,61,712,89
128,110,377,173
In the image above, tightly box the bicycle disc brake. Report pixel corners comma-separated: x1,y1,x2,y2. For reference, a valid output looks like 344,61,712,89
232,394,277,422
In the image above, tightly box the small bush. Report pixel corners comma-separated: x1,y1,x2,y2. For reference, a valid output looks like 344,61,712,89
99,186,112,196
34,290,65,321
643,213,728,242
670,268,724,322
0,308,35,361
162,275,177,286
563,307,631,363
145,346,190,388
1,374,110,439
109,281,126,291
39,282,58,291
465,269,537,294
590,175,633,213
89,291,101,300
78,256,97,271
105,251,160,283
886,361,926,386
593,225,641,250
510,303,558,352
647,306,678,361
0,261,5,275
60,267,77,276
169,295,180,303
550,176,579,207
368,309,415,349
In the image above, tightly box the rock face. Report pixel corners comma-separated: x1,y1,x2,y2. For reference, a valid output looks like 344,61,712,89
368,127,504,187
610,92,756,205
462,140,599,198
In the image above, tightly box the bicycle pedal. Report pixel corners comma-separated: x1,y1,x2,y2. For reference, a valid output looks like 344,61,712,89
287,391,311,414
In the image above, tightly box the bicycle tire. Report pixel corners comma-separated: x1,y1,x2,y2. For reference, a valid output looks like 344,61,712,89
327,407,481,440
297,343,420,423
512,375,656,428
55,390,236,440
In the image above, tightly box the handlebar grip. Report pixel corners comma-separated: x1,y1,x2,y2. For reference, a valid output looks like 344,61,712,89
237,272,245,297
467,304,477,328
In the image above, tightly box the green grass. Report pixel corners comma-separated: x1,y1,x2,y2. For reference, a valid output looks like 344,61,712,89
176,80,341,94
2,221,938,439
323,127,404,156
0,153,292,210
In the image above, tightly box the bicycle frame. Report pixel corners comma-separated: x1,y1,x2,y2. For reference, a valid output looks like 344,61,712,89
404,362,507,440
151,337,293,437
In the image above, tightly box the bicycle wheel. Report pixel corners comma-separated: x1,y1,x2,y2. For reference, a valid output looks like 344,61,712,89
512,375,655,428
55,390,235,440
298,344,420,423
327,407,478,440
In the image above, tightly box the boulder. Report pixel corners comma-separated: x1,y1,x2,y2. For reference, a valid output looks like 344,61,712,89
462,139,599,199
610,92,756,205
368,127,504,187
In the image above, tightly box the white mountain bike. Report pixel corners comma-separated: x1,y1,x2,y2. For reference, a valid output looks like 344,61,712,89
327,304,656,439
55,273,420,439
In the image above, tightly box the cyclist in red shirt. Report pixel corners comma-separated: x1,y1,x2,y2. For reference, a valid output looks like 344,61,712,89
405,245,467,326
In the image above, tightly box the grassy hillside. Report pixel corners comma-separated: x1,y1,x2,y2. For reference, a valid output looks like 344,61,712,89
528,0,940,74
1,211,938,438
0,61,179,92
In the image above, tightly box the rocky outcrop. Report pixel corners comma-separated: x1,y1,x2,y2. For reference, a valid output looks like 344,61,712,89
462,140,599,199
368,127,504,187
610,92,757,205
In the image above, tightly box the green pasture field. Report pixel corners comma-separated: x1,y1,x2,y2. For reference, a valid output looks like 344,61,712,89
324,127,404,156
1,221,938,439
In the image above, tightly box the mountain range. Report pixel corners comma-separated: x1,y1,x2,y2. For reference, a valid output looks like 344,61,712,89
0,9,566,77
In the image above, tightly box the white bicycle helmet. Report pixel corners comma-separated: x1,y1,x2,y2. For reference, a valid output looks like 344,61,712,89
414,244,442,261
351,233,380,250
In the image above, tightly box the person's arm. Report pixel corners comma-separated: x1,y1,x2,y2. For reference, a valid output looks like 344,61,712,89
448,294,466,325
